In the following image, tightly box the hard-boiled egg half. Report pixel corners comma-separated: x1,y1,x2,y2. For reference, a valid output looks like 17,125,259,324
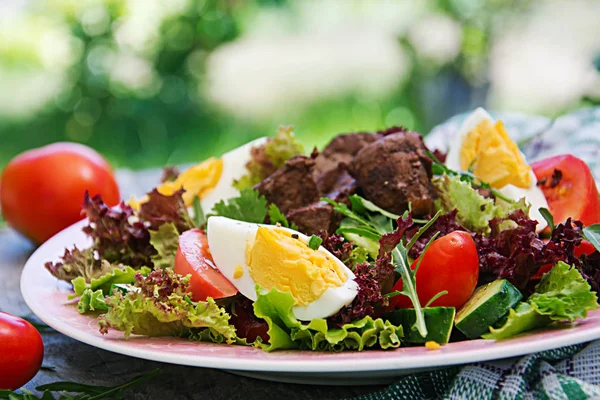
445,108,549,231
207,216,358,321
131,137,267,212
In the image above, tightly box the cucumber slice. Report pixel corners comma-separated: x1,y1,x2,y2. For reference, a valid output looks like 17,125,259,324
386,307,456,344
455,279,523,339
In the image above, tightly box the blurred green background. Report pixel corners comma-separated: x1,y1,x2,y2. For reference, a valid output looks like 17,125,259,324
1,0,600,171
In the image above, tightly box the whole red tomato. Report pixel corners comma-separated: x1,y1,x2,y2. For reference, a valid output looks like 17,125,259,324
0,143,120,244
0,312,44,390
532,154,600,226
388,231,479,309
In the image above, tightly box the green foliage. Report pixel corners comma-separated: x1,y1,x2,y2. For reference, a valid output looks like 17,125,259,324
210,188,269,224
253,286,403,351
484,262,599,340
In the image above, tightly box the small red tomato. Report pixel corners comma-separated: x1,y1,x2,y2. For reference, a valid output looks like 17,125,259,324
0,312,44,390
532,154,600,226
0,143,120,244
174,229,238,301
389,231,479,309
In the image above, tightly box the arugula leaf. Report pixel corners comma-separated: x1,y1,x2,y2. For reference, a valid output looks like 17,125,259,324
325,195,431,337
1,370,158,400
348,195,400,220
484,261,598,340
210,188,268,224
308,235,323,250
149,223,180,270
539,207,555,233
583,224,600,253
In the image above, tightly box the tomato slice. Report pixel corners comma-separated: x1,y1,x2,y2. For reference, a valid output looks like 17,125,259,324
388,231,479,309
174,229,238,301
532,155,600,226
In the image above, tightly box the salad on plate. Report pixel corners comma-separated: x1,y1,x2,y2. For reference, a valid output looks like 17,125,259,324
45,107,600,352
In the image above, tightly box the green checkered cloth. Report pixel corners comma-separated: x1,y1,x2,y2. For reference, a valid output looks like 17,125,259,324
356,340,600,400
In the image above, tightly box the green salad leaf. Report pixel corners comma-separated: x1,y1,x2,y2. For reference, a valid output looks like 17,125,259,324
253,286,403,352
234,126,305,190
324,195,436,337
583,224,600,253
71,265,151,314
484,261,598,340
98,269,237,343
149,223,180,270
210,188,268,224
71,265,151,298
433,174,529,235
77,289,109,314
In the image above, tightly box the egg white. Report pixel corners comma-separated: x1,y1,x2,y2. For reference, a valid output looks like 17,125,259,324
200,137,268,213
206,216,358,321
446,108,549,231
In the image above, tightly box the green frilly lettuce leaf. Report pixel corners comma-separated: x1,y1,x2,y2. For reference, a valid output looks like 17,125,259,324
77,289,109,314
433,174,529,235
484,261,598,340
98,269,237,344
149,223,180,269
71,265,151,298
252,286,403,352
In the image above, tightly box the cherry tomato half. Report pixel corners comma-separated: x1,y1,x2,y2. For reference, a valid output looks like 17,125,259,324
0,142,120,244
174,229,238,301
532,154,600,227
0,312,44,390
388,231,479,309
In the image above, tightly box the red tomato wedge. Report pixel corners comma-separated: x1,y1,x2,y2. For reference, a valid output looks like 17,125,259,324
388,231,479,310
174,229,238,301
532,154,600,226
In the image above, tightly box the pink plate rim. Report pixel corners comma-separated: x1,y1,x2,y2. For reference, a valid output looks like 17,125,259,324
20,219,600,373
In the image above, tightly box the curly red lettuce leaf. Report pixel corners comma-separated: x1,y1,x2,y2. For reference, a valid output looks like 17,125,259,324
138,188,194,233
475,212,596,291
319,233,354,265
45,247,112,283
329,215,415,326
82,192,155,268
406,210,465,259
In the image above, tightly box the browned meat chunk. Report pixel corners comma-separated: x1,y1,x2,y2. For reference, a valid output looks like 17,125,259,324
314,133,381,177
255,155,320,214
351,132,435,217
256,155,357,235
288,165,358,234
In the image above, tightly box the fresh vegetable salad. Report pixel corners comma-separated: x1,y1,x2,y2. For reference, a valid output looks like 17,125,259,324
46,107,600,352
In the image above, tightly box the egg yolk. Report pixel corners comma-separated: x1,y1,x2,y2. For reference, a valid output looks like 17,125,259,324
157,157,223,206
459,119,532,189
129,157,223,210
246,227,347,306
